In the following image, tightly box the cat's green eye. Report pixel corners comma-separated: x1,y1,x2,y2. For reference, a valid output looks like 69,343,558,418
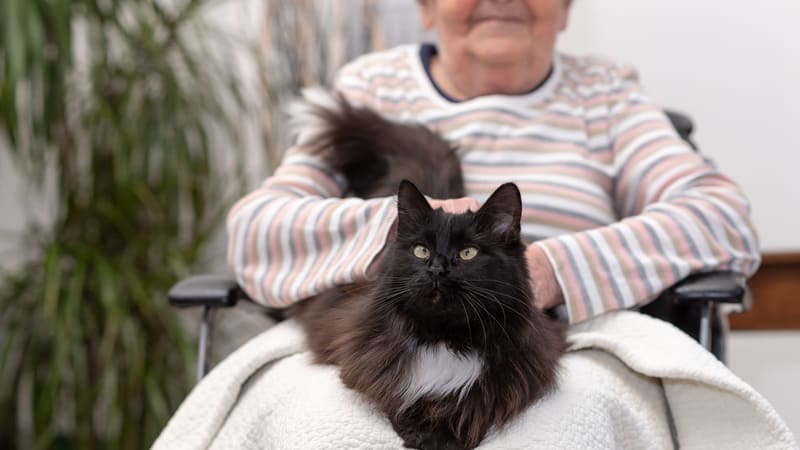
458,247,479,261
413,245,430,260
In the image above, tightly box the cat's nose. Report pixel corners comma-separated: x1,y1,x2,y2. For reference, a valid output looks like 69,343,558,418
428,265,446,275
427,256,449,276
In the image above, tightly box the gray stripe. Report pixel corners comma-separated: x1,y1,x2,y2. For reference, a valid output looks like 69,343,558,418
237,197,280,270
446,130,585,145
265,185,316,197
611,227,656,296
561,240,595,317
465,160,610,179
424,106,576,122
641,219,683,283
586,232,629,307
528,179,611,203
701,194,757,257
617,141,688,215
289,159,345,190
652,205,708,269
524,202,609,227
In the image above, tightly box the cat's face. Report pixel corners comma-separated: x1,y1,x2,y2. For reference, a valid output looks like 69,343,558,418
377,181,532,339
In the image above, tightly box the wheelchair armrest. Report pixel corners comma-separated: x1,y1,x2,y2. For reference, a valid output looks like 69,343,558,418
167,274,289,322
664,110,694,139
664,109,698,151
168,274,242,308
666,271,748,307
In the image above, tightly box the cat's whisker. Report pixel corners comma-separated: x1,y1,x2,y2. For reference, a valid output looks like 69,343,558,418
462,292,514,344
462,293,488,343
462,284,540,331
458,299,474,346
463,278,533,298
463,284,510,326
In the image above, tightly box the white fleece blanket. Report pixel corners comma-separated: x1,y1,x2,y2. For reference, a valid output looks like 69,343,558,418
152,311,797,450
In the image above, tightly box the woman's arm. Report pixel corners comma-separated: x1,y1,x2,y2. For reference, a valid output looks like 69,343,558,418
530,66,760,323
226,147,397,307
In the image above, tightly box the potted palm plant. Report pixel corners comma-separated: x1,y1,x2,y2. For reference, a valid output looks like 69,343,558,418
0,0,245,448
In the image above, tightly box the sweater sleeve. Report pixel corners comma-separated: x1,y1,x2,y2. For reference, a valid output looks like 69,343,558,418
533,66,761,324
226,146,397,307
226,52,405,307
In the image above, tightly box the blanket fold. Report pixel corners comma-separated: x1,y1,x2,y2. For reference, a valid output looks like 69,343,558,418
153,311,797,450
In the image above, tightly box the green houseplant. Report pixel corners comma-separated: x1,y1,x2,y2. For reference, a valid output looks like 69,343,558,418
0,0,245,448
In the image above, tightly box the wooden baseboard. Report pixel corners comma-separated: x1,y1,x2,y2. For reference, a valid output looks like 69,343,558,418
729,252,800,330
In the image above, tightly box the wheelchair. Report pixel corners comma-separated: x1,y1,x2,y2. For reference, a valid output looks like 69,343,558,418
167,110,751,383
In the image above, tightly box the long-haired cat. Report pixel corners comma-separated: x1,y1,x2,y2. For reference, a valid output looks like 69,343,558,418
289,88,565,450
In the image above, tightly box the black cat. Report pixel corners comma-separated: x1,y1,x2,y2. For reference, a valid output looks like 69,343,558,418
290,89,565,450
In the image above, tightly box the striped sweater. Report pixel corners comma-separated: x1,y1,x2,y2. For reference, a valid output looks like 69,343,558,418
227,45,760,324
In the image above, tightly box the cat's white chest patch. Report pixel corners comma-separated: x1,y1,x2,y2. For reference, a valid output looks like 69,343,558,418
398,343,483,408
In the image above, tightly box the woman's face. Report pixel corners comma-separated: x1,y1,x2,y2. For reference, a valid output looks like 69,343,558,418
418,0,570,66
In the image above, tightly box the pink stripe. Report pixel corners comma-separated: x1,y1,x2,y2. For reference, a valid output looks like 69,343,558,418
352,202,396,277
464,180,611,219
587,121,612,136
279,202,317,300
628,155,700,213
370,98,439,116
616,132,677,173
457,136,582,153
615,121,672,153
673,199,735,264
227,187,273,227
627,219,677,288
648,210,705,270
332,205,374,283
260,202,297,306
603,225,648,301
267,164,340,197
574,232,619,311
546,240,588,322
431,110,584,132
301,202,340,297
241,198,283,302
464,164,613,192
584,91,628,109
521,208,598,232
326,203,363,285
362,74,419,89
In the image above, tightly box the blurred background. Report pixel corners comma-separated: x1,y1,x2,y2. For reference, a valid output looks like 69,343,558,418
1,0,797,448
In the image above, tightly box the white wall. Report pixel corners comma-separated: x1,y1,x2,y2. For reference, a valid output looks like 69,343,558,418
559,0,800,252
559,2,800,437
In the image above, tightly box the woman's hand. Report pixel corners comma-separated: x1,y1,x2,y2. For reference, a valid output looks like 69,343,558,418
427,197,481,214
525,244,565,311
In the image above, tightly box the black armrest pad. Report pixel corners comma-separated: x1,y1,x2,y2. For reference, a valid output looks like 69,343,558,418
668,271,746,304
168,274,242,308
664,109,694,139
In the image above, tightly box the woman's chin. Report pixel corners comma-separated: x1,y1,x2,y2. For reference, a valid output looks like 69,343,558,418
468,39,534,65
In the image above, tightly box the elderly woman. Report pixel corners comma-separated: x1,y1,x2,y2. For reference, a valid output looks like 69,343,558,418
227,0,759,323
153,1,797,449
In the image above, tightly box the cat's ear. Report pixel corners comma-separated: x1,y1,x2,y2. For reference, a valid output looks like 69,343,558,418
475,183,522,241
397,180,432,234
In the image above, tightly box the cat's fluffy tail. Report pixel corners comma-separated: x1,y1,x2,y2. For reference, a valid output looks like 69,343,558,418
287,86,464,199
288,86,346,149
